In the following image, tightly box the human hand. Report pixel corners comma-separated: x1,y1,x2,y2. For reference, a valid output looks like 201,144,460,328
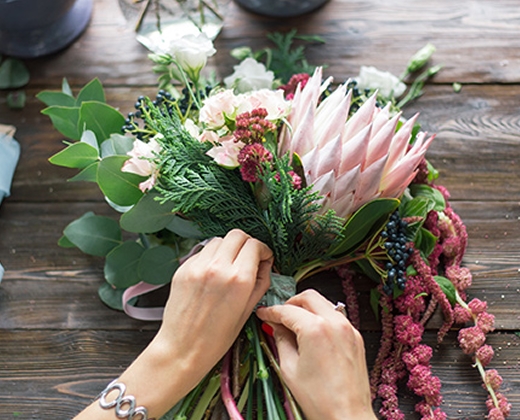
154,229,273,386
256,289,376,420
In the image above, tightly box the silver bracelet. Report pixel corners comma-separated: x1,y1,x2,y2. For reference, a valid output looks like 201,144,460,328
96,379,155,420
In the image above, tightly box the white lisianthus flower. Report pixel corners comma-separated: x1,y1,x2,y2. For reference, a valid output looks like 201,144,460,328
224,58,274,93
122,134,163,192
199,90,239,129
237,89,291,120
355,65,407,99
169,33,216,81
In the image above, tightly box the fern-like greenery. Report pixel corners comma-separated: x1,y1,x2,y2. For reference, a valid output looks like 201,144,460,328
143,99,342,276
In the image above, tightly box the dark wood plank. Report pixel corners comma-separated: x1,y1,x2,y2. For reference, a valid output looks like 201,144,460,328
0,330,518,419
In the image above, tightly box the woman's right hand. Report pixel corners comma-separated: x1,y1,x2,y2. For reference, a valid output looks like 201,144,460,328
256,289,377,420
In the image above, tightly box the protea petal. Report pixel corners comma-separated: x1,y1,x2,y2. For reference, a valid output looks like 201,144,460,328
342,93,377,140
311,170,335,212
353,154,387,209
340,123,371,173
365,112,401,167
371,103,392,134
333,164,360,201
315,134,342,178
285,102,316,157
315,86,352,148
384,113,419,171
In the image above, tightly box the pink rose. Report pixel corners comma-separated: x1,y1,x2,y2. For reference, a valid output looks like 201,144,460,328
199,90,239,129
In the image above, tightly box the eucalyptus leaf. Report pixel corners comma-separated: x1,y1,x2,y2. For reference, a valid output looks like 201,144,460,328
166,215,204,239
62,77,73,96
0,58,30,89
328,198,400,257
120,192,176,233
101,133,135,158
81,130,99,151
7,90,26,109
138,245,179,285
63,213,122,257
49,141,99,169
97,155,145,206
409,184,445,211
98,282,134,311
76,78,105,105
36,90,76,107
57,235,76,248
41,106,80,140
68,161,99,182
104,241,145,289
434,275,457,305
78,101,126,146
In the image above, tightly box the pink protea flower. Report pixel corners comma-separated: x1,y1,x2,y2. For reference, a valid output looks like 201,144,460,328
278,67,434,219
237,143,273,182
458,326,486,355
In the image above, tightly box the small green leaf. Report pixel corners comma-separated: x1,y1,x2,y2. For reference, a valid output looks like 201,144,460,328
41,106,80,140
80,130,99,151
370,288,381,321
104,241,145,289
415,227,438,257
78,101,125,145
401,196,432,218
100,134,135,158
434,275,457,305
0,58,30,89
406,265,418,276
57,235,76,248
68,161,99,182
166,215,204,239
138,245,179,285
63,213,122,257
7,90,26,109
76,78,105,105
98,282,127,311
62,78,73,96
49,141,99,169
120,192,176,233
97,155,145,206
328,198,400,257
409,184,445,211
36,91,76,107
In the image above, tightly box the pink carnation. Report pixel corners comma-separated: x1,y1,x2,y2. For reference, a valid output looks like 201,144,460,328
458,326,486,355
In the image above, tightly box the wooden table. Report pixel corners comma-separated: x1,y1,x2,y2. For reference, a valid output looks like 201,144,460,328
1,0,519,418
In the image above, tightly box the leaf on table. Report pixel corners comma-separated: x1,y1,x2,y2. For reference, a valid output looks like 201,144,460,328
0,58,30,89
41,106,81,140
63,213,122,257
36,90,76,107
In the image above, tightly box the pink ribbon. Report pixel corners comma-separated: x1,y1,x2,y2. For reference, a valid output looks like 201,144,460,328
122,239,209,321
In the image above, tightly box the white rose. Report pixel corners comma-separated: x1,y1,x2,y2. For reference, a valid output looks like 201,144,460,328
169,33,216,80
224,58,274,93
237,89,290,120
199,89,239,129
355,65,407,99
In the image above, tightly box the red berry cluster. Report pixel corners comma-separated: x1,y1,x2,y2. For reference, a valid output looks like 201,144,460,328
233,108,277,144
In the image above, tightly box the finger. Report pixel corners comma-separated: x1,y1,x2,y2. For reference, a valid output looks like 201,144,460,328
270,323,298,376
216,229,252,264
256,304,317,337
285,289,336,316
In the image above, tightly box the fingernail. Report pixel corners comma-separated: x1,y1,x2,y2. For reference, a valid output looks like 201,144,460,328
261,322,274,337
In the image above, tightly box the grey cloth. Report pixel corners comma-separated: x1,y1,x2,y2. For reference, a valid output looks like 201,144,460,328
0,124,21,283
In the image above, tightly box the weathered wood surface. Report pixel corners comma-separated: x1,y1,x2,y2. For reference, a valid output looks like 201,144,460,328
1,0,520,418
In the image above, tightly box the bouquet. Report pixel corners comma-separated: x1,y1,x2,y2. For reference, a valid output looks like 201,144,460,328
39,31,510,419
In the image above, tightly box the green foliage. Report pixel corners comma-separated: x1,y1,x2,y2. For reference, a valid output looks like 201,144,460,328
0,58,29,89
104,241,145,288
120,192,176,233
49,142,99,169
434,275,457,305
409,184,445,211
138,246,179,285
98,282,130,311
97,155,145,206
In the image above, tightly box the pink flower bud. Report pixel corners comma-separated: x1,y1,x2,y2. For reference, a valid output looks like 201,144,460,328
394,315,424,347
445,265,472,290
453,304,472,324
487,408,505,420
468,298,488,315
458,326,486,355
477,312,496,334
484,369,503,391
476,344,495,367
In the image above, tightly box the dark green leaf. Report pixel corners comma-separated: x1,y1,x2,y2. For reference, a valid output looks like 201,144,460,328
57,235,76,248
400,196,432,218
97,155,145,206
68,161,99,182
415,227,438,257
63,213,122,257
49,141,99,169
7,90,26,109
328,198,400,257
120,192,176,233
41,106,80,140
166,215,204,239
406,265,418,276
354,258,381,283
76,78,105,105
36,90,76,107
100,134,135,158
0,58,30,89
78,101,126,146
370,288,381,322
409,184,445,211
434,275,457,305
138,245,179,285
104,241,145,288
98,283,127,311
